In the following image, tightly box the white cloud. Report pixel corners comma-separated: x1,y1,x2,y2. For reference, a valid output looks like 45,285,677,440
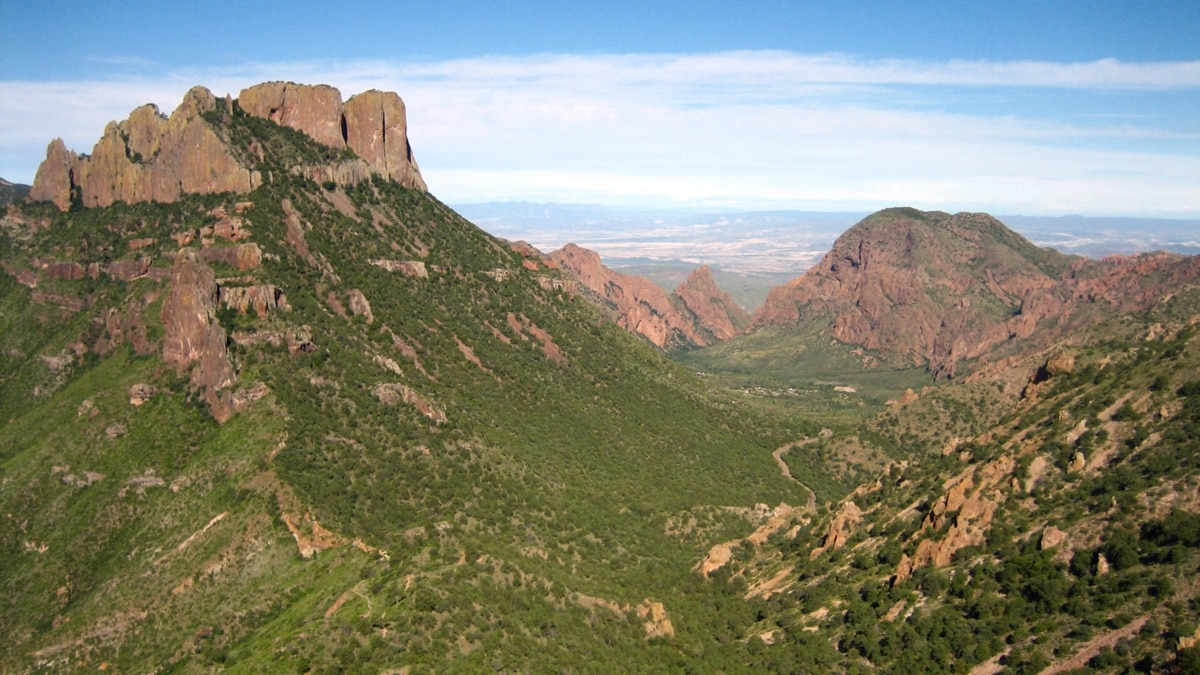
2,52,1197,216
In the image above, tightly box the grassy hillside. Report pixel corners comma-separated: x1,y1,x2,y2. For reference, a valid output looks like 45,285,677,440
0,102,828,671
5,95,1200,673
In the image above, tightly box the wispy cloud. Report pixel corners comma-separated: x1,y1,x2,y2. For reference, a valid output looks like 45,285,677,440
1,52,1197,216
86,54,161,69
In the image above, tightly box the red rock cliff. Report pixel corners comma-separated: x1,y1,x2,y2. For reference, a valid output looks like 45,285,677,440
549,244,708,349
28,82,427,211
752,208,1200,377
674,266,750,342
238,82,427,191
549,245,748,349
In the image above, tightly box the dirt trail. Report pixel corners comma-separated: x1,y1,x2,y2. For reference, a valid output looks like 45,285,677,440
1039,614,1149,675
773,441,817,511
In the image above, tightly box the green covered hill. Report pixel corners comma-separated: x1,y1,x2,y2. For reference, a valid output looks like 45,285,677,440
3,82,1200,674
0,87,816,672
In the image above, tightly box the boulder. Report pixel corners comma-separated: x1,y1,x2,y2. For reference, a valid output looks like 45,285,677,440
347,289,374,323
1040,526,1068,551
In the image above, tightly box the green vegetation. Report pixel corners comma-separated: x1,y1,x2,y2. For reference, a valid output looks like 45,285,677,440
0,108,820,671
3,98,1199,673
698,306,1200,673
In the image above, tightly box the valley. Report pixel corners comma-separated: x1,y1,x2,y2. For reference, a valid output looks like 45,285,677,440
2,81,1199,674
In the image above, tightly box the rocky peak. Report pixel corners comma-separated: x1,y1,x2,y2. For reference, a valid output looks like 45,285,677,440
28,85,253,210
674,265,750,342
549,245,753,349
238,82,427,191
548,244,709,349
27,138,76,211
343,90,426,190
27,82,426,212
751,207,1200,378
238,82,347,149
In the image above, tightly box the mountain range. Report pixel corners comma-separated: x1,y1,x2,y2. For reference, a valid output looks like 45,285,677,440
3,82,1199,673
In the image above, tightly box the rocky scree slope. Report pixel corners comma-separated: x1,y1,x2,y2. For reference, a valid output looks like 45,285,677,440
2,83,816,672
752,207,1200,378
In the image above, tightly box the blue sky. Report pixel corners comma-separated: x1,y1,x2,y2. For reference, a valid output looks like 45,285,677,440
2,1,1198,215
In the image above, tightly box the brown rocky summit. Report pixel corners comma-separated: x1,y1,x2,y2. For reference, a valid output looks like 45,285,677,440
28,82,426,211
752,207,1200,378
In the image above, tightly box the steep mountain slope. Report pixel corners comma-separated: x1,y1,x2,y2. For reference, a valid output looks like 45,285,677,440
674,265,752,341
0,178,31,207
548,243,749,349
1,84,818,671
752,207,1200,378
7,81,1200,674
693,293,1200,672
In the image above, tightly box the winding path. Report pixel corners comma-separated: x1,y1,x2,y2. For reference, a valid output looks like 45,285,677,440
773,441,817,511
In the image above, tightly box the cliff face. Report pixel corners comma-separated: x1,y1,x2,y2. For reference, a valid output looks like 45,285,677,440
548,245,750,349
30,87,258,210
238,82,347,149
674,266,751,342
343,90,426,190
751,208,1200,377
548,244,710,349
27,82,426,211
238,82,427,190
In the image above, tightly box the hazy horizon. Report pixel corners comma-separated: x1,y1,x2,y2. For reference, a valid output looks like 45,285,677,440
3,3,1196,217
454,201,1200,278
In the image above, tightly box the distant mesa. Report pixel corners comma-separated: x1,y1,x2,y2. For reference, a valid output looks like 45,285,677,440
27,82,426,211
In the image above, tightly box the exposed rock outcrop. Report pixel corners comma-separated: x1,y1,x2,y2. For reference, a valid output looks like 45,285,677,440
371,259,428,277
27,139,75,211
161,249,222,368
219,285,287,318
238,82,426,190
347,289,374,323
238,82,347,148
199,243,262,271
549,247,749,349
810,501,863,559
893,454,1015,582
674,266,751,342
752,208,1200,378
549,244,709,349
29,87,260,210
1040,525,1068,551
696,542,736,578
372,383,447,423
161,249,239,419
343,90,427,190
29,82,427,212
636,600,675,639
